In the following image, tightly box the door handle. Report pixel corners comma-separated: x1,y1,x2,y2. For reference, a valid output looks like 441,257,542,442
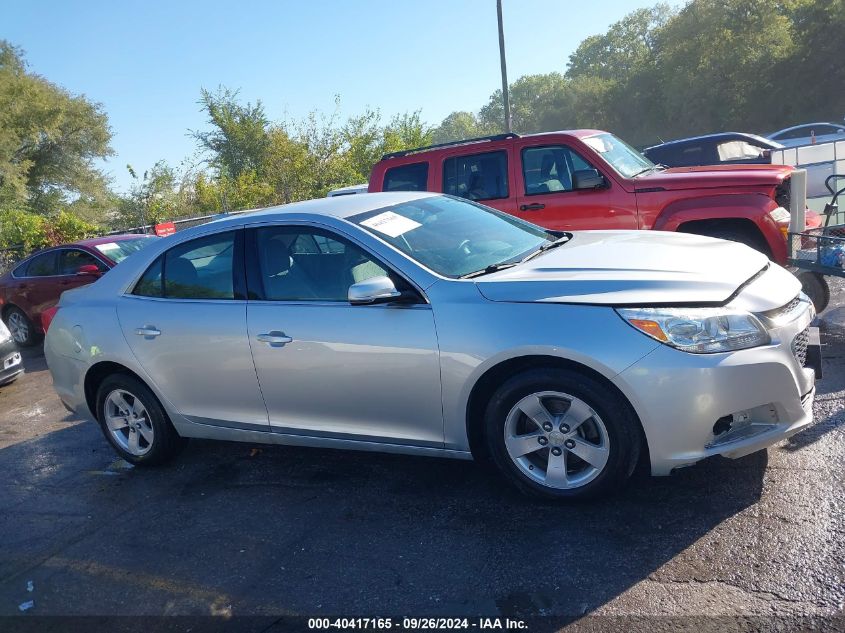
257,331,293,347
520,203,545,211
135,326,161,338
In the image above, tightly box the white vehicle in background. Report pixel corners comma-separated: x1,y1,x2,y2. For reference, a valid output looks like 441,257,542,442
327,184,368,197
767,122,845,148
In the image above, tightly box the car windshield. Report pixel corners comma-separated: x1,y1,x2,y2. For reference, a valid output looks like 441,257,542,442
94,237,157,264
582,132,655,178
350,196,553,278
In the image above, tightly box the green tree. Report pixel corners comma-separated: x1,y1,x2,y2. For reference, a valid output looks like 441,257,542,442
192,87,270,180
432,111,491,143
0,41,113,217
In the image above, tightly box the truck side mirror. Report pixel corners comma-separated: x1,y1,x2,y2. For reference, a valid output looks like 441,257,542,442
572,169,606,190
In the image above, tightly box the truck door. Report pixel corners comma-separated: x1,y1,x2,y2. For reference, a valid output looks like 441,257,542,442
513,141,638,231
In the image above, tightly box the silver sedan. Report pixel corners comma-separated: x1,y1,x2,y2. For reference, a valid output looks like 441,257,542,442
45,192,818,499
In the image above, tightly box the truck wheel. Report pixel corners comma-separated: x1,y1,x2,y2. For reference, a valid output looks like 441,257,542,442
796,272,829,314
484,368,641,500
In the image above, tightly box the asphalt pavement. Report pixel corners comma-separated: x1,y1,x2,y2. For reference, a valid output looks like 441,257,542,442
0,283,843,632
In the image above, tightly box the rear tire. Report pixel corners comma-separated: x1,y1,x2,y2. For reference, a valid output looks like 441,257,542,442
4,306,40,347
484,368,641,501
95,374,187,466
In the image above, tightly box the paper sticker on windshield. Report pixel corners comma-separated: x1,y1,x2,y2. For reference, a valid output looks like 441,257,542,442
361,211,421,238
96,242,119,253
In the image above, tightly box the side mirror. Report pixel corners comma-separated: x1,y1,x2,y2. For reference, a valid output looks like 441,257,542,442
76,264,101,276
348,276,402,305
572,169,606,190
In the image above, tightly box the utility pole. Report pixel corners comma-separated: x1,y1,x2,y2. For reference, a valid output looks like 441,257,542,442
496,0,511,133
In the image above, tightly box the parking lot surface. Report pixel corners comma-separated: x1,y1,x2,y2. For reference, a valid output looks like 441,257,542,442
0,283,843,631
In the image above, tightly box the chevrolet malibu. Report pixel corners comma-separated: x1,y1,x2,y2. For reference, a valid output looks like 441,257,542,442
45,192,819,499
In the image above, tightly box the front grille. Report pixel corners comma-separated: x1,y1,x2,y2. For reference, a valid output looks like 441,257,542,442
775,177,791,209
792,327,809,367
761,295,804,324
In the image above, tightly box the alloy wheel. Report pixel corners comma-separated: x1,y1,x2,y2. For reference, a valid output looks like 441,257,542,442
504,391,610,489
104,389,154,456
7,312,28,344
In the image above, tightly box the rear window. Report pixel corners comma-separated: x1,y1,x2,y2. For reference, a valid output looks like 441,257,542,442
24,251,58,277
383,163,429,192
443,151,508,201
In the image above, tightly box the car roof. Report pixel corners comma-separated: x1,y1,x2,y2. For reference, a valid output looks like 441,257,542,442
770,122,845,135
644,132,780,151
210,191,439,226
72,234,158,248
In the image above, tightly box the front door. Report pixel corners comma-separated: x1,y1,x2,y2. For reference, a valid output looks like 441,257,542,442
246,224,444,447
513,142,638,231
116,229,269,430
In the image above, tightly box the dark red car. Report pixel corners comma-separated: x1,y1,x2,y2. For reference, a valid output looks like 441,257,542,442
0,234,158,346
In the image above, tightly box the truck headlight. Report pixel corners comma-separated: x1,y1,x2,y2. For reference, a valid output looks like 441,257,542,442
616,307,770,353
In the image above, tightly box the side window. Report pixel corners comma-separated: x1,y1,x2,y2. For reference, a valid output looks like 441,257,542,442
383,163,429,192
164,232,236,299
253,226,389,302
717,141,765,162
442,151,509,201
131,232,237,300
25,251,58,277
133,256,163,297
522,146,596,195
60,249,106,275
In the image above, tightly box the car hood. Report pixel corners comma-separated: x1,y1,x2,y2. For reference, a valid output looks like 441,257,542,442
474,231,780,306
635,164,792,190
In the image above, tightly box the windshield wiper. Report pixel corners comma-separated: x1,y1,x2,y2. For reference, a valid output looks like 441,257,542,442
460,262,519,279
520,234,572,263
632,164,664,177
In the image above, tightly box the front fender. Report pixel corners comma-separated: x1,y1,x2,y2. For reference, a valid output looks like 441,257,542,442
652,193,786,263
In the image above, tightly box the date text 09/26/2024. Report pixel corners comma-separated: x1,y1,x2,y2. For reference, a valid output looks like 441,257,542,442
307,618,528,630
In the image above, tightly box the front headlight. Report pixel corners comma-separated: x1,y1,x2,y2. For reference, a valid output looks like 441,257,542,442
616,307,770,353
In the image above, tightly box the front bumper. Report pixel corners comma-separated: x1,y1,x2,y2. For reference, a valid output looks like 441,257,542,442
0,338,23,385
614,300,817,475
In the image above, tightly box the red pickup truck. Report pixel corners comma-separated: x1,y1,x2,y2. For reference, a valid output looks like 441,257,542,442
368,130,820,266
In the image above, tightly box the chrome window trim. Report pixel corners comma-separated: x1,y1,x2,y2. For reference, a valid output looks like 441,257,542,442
10,247,111,280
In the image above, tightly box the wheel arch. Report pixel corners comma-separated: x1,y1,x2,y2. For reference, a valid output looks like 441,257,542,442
652,193,784,261
84,361,149,420
464,354,648,466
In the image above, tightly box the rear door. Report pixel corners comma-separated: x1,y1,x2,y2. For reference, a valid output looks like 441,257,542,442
513,141,637,231
116,229,269,430
439,148,516,215
13,250,61,319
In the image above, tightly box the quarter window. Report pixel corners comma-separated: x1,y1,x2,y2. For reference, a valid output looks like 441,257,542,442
131,232,237,300
383,163,429,192
25,251,58,277
443,151,509,201
253,227,389,302
522,146,596,195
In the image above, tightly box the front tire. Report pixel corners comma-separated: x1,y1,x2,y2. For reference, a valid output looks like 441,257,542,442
96,374,186,465
484,368,641,500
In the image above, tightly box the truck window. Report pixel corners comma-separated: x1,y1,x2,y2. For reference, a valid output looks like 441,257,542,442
442,151,509,201
522,146,595,195
383,163,429,192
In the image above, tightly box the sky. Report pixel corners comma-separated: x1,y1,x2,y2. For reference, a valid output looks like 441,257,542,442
4,0,680,192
